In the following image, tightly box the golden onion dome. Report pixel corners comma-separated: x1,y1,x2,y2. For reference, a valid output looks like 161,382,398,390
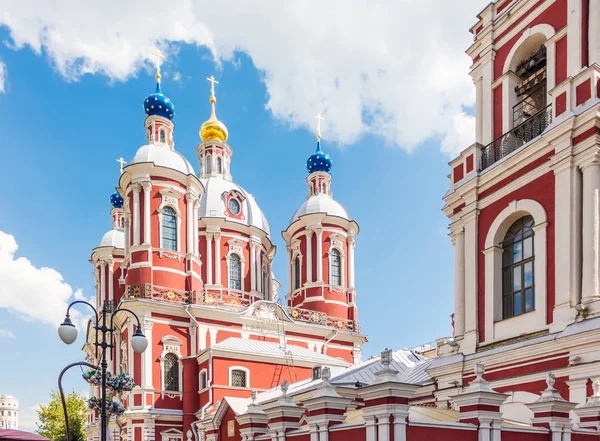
200,96,228,143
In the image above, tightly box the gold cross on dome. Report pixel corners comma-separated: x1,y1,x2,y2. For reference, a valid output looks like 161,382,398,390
314,112,324,139
116,157,127,174
151,49,165,77
206,75,219,98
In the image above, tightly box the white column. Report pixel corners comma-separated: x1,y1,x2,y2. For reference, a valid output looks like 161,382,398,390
142,182,152,245
133,184,141,246
186,194,194,253
502,72,520,133
377,417,390,441
287,246,292,294
256,247,262,294
590,0,600,66
475,75,483,144
545,39,557,92
315,227,323,282
206,233,213,285
453,228,466,337
250,241,257,292
214,233,221,285
142,320,153,388
364,416,377,441
347,236,355,289
190,325,197,356
193,202,200,255
567,0,583,75
108,259,114,304
100,261,106,304
124,217,130,257
306,231,313,283
581,162,600,302
481,55,494,145
463,210,479,350
176,214,182,253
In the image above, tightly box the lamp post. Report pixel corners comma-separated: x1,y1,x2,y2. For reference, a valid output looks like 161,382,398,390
57,300,148,441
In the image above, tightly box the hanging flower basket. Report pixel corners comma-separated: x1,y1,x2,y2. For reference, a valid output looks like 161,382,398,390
83,369,103,385
88,397,126,415
107,372,136,392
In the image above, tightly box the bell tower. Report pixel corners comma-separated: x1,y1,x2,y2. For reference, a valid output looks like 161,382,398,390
282,114,359,334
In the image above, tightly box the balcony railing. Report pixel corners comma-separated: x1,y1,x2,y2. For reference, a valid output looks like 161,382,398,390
481,104,552,170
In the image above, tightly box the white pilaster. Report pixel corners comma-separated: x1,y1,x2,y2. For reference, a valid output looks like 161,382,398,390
142,182,152,245
545,38,557,92
193,201,200,255
206,233,213,285
287,246,292,296
250,241,257,292
306,231,313,283
567,0,583,75
256,247,262,294
581,161,600,303
316,228,323,282
186,194,193,253
463,210,479,351
454,228,466,337
482,54,494,145
133,184,141,246
475,76,483,144
214,233,221,285
142,319,153,389
502,72,520,132
590,0,600,66
100,261,106,304
348,236,355,289
124,217,130,257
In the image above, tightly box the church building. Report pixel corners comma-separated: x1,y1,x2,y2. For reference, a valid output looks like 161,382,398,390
85,1,600,440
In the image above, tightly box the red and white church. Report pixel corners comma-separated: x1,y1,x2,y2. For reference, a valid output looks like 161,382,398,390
85,1,600,440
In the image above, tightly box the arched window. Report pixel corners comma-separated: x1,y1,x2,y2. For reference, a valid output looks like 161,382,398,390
162,207,177,251
217,157,222,173
206,155,212,174
294,256,301,290
331,249,341,286
163,353,179,391
230,369,248,388
502,215,535,319
229,254,242,290
159,129,166,143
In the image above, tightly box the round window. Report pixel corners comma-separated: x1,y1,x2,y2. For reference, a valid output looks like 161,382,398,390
228,198,241,215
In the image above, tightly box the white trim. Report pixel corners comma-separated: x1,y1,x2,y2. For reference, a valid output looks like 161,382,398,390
199,369,208,391
157,189,182,252
228,366,250,388
502,24,556,74
226,241,246,291
327,234,345,287
483,199,548,344
159,343,183,393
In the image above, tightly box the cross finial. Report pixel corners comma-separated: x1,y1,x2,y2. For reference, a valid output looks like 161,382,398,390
150,49,165,80
314,113,324,140
207,75,219,98
116,157,127,174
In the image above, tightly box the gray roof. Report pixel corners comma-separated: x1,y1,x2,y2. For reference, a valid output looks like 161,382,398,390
211,338,350,366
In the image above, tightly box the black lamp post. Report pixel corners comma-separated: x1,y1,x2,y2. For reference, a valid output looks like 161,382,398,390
57,300,148,441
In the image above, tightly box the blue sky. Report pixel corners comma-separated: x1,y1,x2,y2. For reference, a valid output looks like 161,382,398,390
0,0,487,431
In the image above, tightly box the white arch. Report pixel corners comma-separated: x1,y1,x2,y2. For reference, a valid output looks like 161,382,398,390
483,199,548,344
485,199,547,248
503,24,556,74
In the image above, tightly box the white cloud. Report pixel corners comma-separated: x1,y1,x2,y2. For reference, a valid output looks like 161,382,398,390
18,404,42,433
0,0,486,155
0,61,6,94
441,112,477,158
0,328,15,338
172,71,182,82
0,231,86,329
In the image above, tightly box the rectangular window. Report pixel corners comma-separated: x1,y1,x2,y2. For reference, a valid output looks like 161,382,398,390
200,372,207,390
230,370,247,388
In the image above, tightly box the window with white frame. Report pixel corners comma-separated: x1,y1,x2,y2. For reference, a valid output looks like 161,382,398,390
163,353,179,391
229,254,242,290
161,207,177,251
502,216,535,319
206,155,212,174
159,128,166,143
217,156,223,174
229,368,248,388
199,370,207,390
330,248,341,286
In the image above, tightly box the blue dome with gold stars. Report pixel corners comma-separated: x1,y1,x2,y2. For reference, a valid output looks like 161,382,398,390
143,82,174,120
110,191,123,209
306,141,332,174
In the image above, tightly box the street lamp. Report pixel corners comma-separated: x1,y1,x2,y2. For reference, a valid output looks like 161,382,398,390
57,300,147,441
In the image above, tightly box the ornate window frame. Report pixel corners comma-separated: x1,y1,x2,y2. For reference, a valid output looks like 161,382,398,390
157,189,182,252
159,336,183,394
223,190,246,220
160,428,183,441
226,240,246,291
228,366,250,388
327,234,346,288
483,199,548,343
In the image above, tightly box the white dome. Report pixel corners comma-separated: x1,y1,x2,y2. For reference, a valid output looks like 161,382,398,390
199,176,271,237
98,229,124,248
131,144,195,175
291,194,349,222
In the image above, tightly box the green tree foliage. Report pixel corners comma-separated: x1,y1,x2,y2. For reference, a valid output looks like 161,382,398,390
36,391,87,441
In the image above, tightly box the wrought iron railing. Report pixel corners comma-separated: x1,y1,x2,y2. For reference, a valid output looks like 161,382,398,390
481,104,552,170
